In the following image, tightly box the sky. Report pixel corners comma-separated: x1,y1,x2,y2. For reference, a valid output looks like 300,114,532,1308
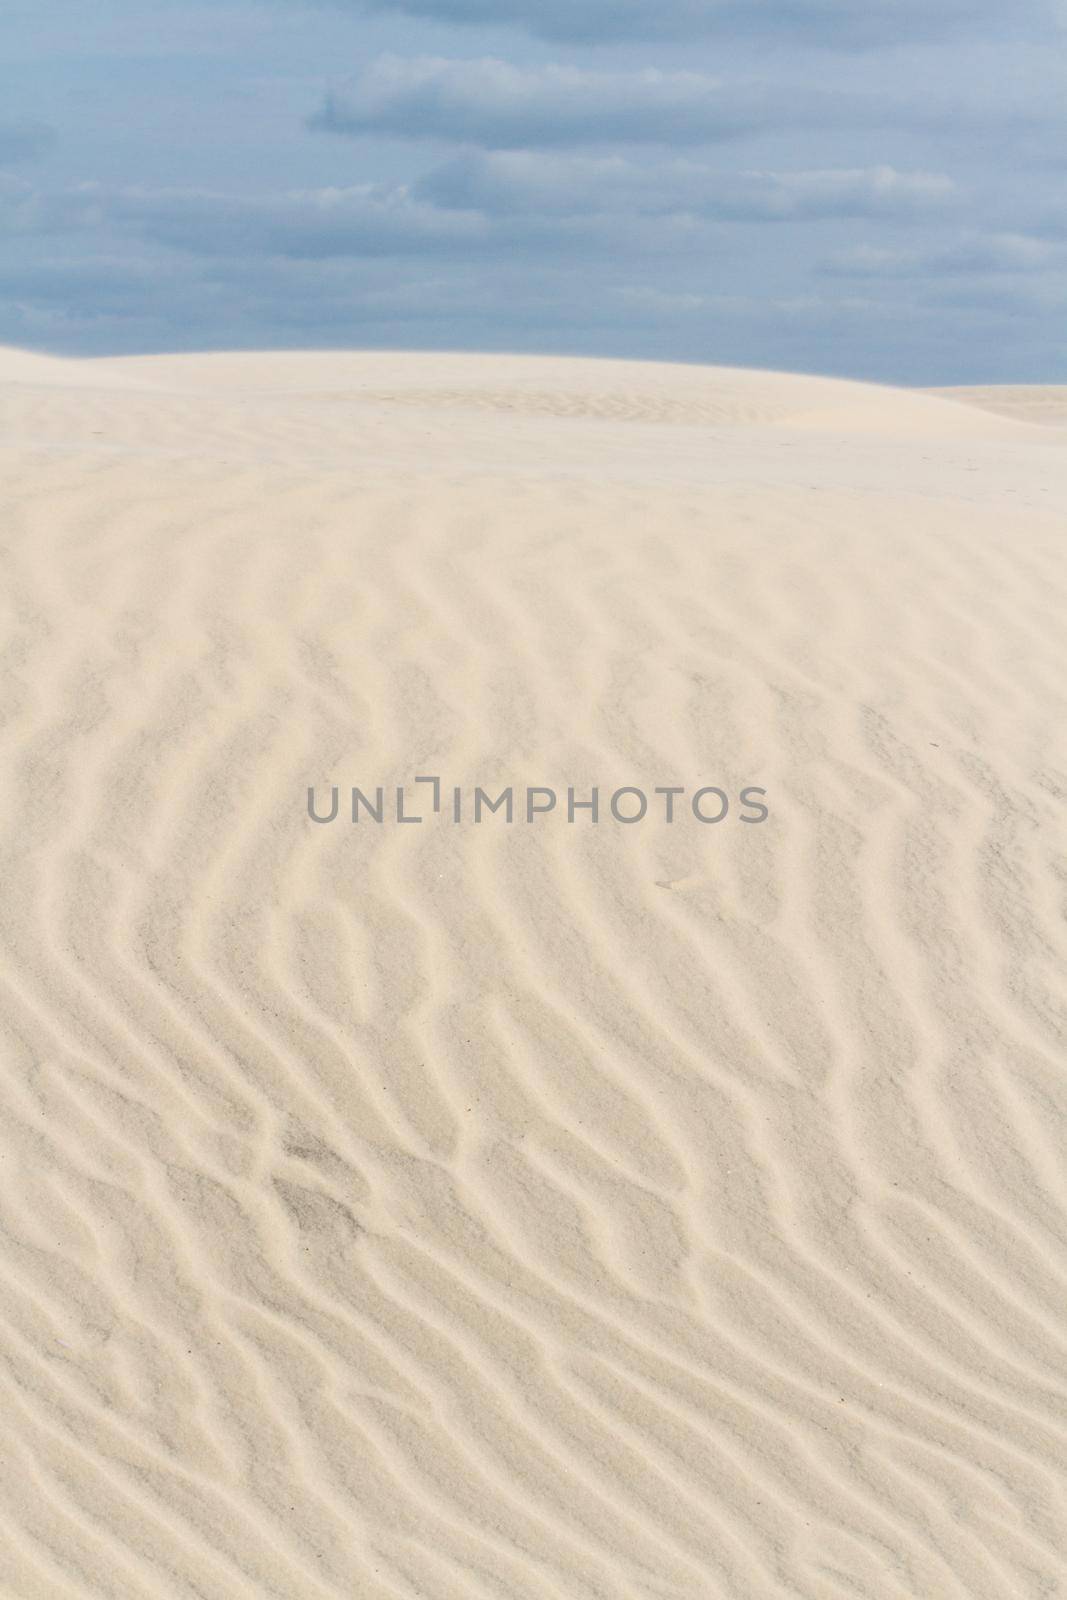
2,0,1066,381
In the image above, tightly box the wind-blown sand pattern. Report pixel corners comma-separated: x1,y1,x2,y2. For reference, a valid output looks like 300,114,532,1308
0,347,1065,1600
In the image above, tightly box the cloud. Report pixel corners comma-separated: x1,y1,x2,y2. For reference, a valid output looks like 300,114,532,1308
0,119,55,163
115,183,486,257
0,175,103,234
1,160,955,282
1,177,486,257
821,233,1061,277
309,57,797,148
308,55,1044,152
416,152,955,221
321,0,1052,47
4,0,1064,380
0,174,725,268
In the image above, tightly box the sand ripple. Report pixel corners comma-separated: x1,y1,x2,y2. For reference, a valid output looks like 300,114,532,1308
0,349,1065,1599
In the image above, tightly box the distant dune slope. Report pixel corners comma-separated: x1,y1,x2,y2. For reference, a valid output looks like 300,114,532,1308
928,385,1067,427
0,349,1065,1600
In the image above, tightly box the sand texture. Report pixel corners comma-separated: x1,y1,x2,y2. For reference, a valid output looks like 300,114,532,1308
0,348,1065,1599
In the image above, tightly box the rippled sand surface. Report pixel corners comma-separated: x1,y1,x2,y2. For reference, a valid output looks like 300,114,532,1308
1,348,1065,1600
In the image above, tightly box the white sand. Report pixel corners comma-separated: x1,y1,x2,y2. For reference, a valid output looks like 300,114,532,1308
928,386,1067,428
0,347,1065,1599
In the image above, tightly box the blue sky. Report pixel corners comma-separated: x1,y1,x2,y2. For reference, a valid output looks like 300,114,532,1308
2,0,1065,380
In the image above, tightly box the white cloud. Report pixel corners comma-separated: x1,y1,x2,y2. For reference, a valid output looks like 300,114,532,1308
1,177,487,257
310,57,795,147
821,232,1060,277
3,1,1064,379
417,152,955,220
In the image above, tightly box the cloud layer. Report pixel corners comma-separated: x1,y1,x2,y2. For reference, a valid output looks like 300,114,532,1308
416,153,955,222
346,0,1052,47
0,160,960,267
1,2,1064,380
310,58,791,148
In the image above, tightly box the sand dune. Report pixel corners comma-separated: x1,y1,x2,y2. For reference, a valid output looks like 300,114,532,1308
928,386,1067,428
0,347,1065,1599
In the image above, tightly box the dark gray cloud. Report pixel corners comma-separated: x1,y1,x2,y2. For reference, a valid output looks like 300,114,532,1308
0,119,56,163
310,57,798,148
334,0,1052,47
